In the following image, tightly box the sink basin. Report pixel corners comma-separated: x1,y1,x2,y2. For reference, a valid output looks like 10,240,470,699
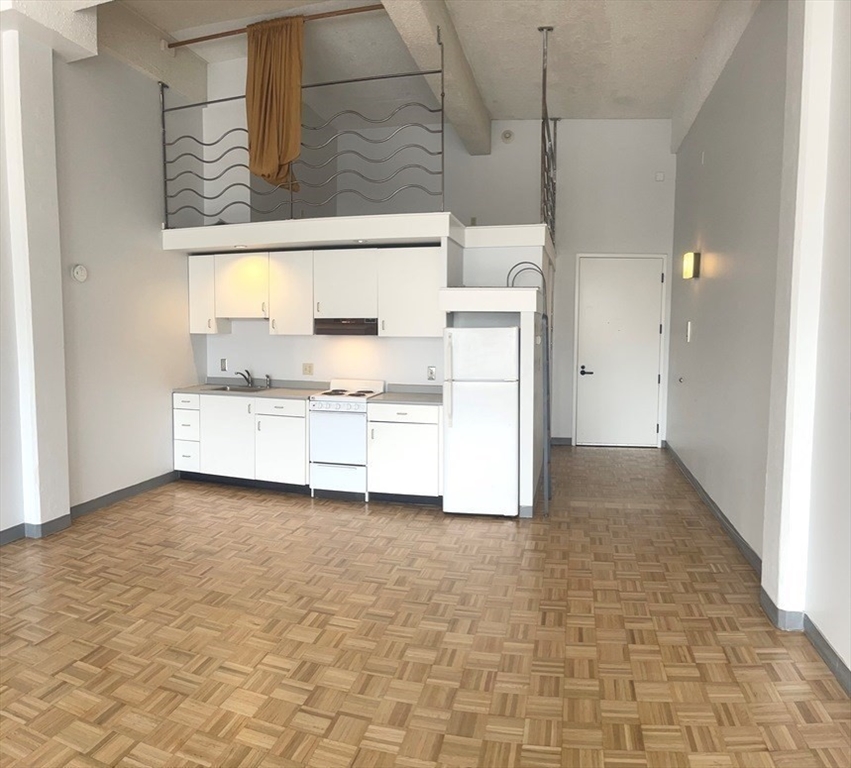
210,385,267,392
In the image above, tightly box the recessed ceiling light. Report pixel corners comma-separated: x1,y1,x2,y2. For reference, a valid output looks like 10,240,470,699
234,244,248,249
356,239,367,243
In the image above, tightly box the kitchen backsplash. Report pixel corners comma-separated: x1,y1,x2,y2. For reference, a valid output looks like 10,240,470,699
205,321,444,385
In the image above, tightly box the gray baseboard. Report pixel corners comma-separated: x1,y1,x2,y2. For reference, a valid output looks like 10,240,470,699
760,587,804,631
71,472,178,519
666,444,762,575
551,437,573,446
1,515,71,545
804,615,851,695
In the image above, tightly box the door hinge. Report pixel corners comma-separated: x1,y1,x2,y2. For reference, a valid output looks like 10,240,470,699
661,273,665,283
656,423,659,434
659,324,663,334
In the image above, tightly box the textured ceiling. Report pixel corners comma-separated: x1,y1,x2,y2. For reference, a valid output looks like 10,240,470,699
120,0,724,120
445,0,723,119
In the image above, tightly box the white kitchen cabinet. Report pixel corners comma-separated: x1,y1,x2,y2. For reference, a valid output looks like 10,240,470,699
255,412,307,484
368,405,440,497
173,393,201,472
378,247,446,338
214,253,269,319
199,395,256,479
188,256,231,334
269,251,313,335
313,249,378,318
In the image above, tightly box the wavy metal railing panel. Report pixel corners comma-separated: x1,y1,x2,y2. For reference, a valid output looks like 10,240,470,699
160,60,444,228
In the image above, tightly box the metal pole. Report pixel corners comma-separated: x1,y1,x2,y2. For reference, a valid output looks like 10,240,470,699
537,27,552,227
159,82,169,229
438,26,445,213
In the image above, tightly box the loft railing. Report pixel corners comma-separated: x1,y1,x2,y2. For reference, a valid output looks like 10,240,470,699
160,33,444,229
538,26,557,243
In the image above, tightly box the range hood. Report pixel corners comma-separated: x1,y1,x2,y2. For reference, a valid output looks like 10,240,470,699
314,318,378,336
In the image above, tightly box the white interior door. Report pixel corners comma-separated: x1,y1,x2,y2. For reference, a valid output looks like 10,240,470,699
575,256,664,446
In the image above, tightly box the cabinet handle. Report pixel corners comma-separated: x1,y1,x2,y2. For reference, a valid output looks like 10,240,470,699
180,423,191,427
208,318,212,329
181,455,191,459
248,403,251,414
316,301,320,313
396,412,408,416
262,301,266,315
257,420,261,432
381,320,385,331
271,319,276,330
371,428,374,440
274,405,284,409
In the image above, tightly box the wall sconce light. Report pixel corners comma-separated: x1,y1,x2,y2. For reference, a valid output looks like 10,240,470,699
682,251,701,279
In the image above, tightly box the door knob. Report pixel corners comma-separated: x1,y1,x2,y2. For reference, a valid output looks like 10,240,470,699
580,365,594,376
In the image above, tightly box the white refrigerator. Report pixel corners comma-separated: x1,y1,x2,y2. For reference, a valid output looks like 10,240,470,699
443,326,519,517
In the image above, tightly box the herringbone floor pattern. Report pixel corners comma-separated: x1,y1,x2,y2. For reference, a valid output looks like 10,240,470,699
1,448,848,767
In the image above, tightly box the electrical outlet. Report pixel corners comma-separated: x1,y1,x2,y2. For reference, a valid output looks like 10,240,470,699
220,358,227,372
302,363,314,376
427,366,436,381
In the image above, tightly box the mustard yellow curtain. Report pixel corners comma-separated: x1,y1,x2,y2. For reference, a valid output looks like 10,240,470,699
245,16,304,189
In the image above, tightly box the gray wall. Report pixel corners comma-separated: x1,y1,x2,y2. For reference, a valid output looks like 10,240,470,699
54,53,198,506
667,0,788,556
805,0,850,667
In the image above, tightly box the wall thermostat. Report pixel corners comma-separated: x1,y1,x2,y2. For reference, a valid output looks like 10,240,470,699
71,264,88,283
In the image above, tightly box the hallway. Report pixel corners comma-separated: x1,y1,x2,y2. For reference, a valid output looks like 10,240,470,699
0,448,848,767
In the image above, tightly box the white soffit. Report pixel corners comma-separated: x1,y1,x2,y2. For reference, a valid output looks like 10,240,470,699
444,0,722,119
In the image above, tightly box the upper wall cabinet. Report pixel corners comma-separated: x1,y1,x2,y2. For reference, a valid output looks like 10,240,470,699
314,249,378,319
188,255,231,334
269,251,314,335
378,247,445,338
214,253,269,319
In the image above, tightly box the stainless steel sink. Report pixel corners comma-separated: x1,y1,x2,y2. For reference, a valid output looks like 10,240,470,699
210,385,267,392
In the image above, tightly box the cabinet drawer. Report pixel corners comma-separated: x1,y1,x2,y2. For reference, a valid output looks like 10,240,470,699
173,409,200,441
254,398,306,417
368,403,439,424
174,440,200,471
173,393,200,410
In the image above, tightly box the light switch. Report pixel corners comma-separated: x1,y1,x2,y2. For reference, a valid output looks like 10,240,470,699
687,321,692,343
655,172,665,182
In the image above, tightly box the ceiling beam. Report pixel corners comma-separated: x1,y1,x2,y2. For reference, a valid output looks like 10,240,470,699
383,0,491,155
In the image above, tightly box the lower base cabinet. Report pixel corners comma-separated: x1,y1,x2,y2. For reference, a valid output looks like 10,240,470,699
199,395,256,479
368,406,440,497
255,413,307,484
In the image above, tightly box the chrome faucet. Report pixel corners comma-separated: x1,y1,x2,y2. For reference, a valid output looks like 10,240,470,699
236,369,253,387
265,374,272,389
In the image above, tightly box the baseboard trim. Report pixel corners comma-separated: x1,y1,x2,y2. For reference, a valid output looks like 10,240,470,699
551,437,573,446
666,444,762,575
178,472,310,495
71,472,179,519
369,492,442,508
0,523,26,545
760,587,805,631
804,615,851,695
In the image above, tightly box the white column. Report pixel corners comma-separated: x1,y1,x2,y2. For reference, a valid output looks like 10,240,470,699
1,28,70,534
761,0,836,617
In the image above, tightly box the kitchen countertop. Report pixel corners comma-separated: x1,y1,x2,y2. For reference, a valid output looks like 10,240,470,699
370,392,442,406
174,384,320,400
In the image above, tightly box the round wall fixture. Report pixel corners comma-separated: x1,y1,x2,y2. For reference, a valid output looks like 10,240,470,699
71,264,88,283
501,129,514,144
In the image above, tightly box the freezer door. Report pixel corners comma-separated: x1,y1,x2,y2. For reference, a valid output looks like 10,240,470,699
443,380,519,516
445,327,519,382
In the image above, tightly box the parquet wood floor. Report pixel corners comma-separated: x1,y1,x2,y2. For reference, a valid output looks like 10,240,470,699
1,447,849,768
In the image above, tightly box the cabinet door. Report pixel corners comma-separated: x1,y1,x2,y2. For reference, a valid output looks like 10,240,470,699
313,249,378,318
255,415,307,485
199,395,255,479
214,253,269,318
368,421,439,496
189,255,230,334
269,251,313,335
378,247,445,337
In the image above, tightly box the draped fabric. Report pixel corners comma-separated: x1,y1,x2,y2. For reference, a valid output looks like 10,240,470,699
245,16,304,190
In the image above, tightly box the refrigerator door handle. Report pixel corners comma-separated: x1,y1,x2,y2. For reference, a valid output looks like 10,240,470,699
445,383,453,428
445,331,453,383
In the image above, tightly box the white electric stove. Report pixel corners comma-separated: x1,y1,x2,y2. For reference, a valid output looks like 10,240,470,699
309,379,384,497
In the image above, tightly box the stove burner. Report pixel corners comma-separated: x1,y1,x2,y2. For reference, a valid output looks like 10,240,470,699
322,389,347,396
355,390,374,395
347,392,367,397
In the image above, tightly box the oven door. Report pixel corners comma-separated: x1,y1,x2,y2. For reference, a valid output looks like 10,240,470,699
309,410,367,466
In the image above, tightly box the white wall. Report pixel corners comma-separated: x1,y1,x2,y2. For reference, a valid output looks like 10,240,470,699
207,321,442,386
54,53,198,506
667,0,788,556
804,0,850,667
551,120,677,439
0,43,23,532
